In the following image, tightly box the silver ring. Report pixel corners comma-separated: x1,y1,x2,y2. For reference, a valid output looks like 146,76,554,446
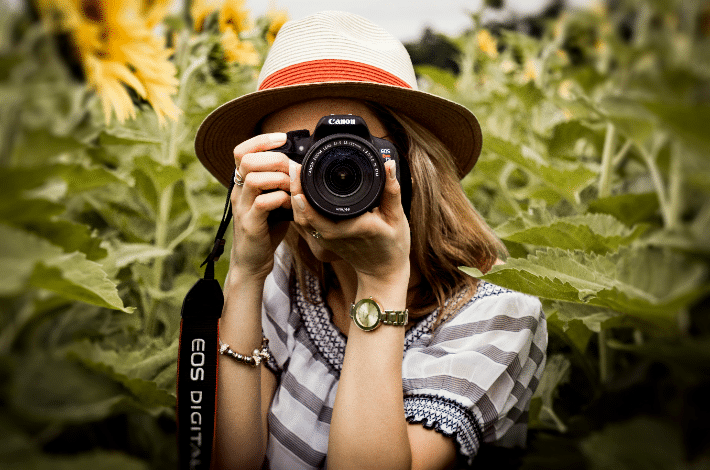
234,168,244,187
310,230,322,239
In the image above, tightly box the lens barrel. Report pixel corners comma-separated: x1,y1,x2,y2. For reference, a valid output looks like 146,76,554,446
300,134,386,219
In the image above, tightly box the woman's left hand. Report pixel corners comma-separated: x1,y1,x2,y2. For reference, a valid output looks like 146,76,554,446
290,159,411,287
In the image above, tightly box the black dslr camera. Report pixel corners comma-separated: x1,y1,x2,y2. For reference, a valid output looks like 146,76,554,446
268,114,411,223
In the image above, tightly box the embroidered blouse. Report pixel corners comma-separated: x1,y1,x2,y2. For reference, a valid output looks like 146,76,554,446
260,245,547,469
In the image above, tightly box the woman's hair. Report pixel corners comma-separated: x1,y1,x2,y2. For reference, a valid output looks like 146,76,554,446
285,102,507,326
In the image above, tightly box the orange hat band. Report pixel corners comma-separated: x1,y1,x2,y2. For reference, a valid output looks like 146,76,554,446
258,59,413,91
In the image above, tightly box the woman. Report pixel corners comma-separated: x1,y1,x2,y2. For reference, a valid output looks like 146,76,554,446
194,11,546,470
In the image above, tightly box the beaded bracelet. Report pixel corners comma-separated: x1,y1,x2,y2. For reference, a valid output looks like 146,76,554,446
219,336,271,367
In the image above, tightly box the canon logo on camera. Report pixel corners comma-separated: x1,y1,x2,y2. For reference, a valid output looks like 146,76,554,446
328,118,355,125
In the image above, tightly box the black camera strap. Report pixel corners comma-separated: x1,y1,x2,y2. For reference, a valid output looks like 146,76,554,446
177,177,234,470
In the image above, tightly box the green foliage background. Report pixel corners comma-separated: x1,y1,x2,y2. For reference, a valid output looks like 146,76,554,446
1,1,709,469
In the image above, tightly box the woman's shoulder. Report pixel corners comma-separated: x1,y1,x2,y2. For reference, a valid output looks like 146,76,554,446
447,280,543,325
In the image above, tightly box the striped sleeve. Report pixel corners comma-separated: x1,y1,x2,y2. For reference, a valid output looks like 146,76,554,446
261,243,295,375
402,283,547,465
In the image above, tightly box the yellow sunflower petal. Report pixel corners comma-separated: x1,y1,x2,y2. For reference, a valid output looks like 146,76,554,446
220,27,259,65
477,29,498,59
219,0,252,34
143,0,172,29
266,9,288,45
191,0,223,32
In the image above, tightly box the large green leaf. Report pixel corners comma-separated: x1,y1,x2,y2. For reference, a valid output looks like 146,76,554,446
548,120,604,158
484,135,597,203
0,223,64,295
461,247,708,325
495,210,648,254
587,192,660,226
0,224,130,312
66,347,176,410
9,352,126,423
0,197,106,260
66,337,178,393
133,156,184,193
30,252,134,313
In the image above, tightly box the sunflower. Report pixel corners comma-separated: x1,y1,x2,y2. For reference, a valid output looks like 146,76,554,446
191,0,222,33
191,0,259,65
476,29,498,59
266,9,288,45
37,0,180,125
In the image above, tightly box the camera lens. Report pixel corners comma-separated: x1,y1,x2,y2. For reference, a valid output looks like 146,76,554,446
301,135,386,219
323,152,362,197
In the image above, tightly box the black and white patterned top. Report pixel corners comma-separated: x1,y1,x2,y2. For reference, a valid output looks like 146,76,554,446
260,245,547,469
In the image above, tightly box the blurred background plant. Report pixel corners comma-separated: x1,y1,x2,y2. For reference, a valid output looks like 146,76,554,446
0,0,709,469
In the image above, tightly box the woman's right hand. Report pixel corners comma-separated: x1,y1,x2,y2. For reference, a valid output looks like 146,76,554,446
229,132,291,280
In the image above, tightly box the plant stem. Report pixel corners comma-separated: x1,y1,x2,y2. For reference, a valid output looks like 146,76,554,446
148,35,204,334
598,122,616,198
639,141,672,228
599,328,610,383
612,139,632,167
667,141,683,231
597,123,616,383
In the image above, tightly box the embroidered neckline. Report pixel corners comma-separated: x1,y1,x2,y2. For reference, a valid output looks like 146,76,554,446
294,271,508,374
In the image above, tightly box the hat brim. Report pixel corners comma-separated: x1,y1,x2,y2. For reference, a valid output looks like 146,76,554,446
194,81,482,187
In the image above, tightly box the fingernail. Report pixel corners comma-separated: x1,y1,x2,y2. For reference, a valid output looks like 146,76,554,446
295,194,305,211
270,133,287,144
289,162,297,182
388,161,397,180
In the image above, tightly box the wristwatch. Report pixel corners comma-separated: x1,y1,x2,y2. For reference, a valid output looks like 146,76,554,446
350,297,408,332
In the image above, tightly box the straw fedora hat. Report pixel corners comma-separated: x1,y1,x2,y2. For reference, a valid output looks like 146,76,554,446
195,10,482,187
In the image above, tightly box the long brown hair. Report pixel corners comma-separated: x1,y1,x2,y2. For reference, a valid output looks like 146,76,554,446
286,102,506,326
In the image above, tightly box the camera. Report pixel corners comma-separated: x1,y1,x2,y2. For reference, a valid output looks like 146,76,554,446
267,114,411,223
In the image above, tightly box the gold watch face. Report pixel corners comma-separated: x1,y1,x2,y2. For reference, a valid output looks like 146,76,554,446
353,298,380,331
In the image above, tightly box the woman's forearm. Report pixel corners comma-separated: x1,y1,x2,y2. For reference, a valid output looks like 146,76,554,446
213,269,269,470
328,274,413,470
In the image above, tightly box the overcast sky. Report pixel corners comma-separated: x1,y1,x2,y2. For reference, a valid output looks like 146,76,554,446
1,0,596,43
247,0,596,42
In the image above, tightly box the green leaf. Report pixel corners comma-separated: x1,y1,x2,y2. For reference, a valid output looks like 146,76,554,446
529,353,570,432
66,349,176,410
105,242,173,270
99,126,162,145
67,337,178,394
643,101,710,154
30,253,133,313
0,223,64,295
414,65,457,90
133,155,184,192
0,197,106,260
9,352,126,423
9,128,86,166
495,210,648,254
509,82,545,109
484,135,597,203
587,192,660,226
461,247,709,326
548,120,604,158
598,96,655,145
549,301,622,334
580,418,695,470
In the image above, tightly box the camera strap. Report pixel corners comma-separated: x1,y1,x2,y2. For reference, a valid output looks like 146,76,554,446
177,177,234,470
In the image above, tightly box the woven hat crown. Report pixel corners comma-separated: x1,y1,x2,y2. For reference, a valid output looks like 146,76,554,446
258,11,417,90
194,11,482,187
